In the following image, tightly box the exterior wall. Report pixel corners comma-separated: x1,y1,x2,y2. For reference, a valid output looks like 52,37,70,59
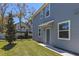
53,3,79,54
32,3,79,54
32,4,54,43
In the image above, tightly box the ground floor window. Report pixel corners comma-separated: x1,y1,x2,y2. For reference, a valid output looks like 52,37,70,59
58,20,70,40
38,28,41,36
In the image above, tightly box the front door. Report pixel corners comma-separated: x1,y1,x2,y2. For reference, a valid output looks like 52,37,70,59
46,29,50,44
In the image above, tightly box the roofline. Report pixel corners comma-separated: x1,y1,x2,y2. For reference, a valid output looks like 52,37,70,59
32,3,48,19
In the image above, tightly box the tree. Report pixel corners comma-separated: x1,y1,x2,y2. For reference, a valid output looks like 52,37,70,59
16,4,25,31
6,12,16,44
16,4,35,39
16,3,35,28
0,3,8,33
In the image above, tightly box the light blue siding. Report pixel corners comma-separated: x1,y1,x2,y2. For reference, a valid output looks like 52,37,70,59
32,3,79,54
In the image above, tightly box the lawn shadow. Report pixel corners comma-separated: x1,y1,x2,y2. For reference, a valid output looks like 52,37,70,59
2,43,16,51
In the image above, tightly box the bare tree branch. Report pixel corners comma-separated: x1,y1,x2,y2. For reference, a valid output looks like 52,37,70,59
0,3,9,33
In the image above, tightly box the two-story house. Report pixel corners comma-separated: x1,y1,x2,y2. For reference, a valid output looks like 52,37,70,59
32,3,79,54
15,22,29,38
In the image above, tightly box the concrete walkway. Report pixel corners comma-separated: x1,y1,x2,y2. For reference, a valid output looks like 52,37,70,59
38,43,75,56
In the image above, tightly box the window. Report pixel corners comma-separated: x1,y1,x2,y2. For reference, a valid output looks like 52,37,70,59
58,20,70,40
40,11,43,19
38,28,41,36
45,4,50,17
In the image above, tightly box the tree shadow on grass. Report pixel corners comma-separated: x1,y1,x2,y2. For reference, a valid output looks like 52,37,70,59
2,43,16,51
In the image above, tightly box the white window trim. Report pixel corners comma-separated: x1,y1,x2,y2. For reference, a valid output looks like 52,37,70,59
58,20,70,40
45,4,50,18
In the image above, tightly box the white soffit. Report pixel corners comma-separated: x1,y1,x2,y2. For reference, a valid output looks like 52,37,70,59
39,20,54,27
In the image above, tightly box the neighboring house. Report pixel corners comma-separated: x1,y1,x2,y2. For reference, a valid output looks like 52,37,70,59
24,21,32,37
32,3,79,54
27,19,33,37
15,22,29,38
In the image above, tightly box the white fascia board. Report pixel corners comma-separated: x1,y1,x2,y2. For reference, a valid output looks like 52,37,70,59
39,20,54,27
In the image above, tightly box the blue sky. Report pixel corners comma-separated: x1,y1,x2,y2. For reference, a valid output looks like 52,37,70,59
18,3,43,23
5,3,43,23
28,3,43,10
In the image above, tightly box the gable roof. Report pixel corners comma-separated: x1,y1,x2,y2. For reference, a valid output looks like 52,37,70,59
32,3,48,19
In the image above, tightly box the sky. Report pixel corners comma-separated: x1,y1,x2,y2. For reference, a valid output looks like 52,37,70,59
17,3,43,23
5,3,43,23
28,3,43,11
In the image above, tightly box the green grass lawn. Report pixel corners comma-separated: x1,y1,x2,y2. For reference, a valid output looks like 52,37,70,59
0,39,62,56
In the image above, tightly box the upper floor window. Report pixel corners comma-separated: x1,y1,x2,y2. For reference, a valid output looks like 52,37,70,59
45,4,50,17
40,11,43,19
58,20,70,40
